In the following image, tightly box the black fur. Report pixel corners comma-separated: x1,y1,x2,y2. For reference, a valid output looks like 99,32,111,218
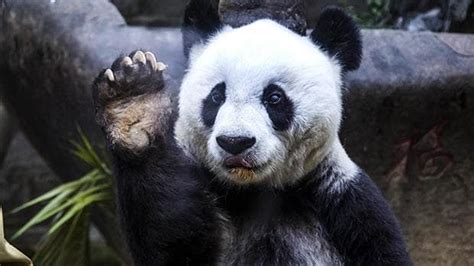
113,144,222,265
310,7,363,72
316,173,412,265
182,0,222,57
261,84,295,131
201,82,226,128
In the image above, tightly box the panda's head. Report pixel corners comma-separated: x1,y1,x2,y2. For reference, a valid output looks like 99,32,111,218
175,7,362,186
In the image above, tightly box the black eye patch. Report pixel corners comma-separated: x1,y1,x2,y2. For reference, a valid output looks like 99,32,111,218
262,84,294,131
201,82,226,127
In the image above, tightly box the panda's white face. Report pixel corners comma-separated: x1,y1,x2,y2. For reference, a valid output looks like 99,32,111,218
175,19,343,186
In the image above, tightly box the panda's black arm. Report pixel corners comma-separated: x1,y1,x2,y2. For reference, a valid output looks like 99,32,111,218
319,173,412,266
112,146,221,266
92,51,221,265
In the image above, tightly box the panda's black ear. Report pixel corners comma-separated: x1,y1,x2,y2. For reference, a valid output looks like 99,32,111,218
310,7,362,72
182,0,223,57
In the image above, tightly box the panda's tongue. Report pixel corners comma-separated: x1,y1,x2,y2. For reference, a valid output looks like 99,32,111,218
224,156,253,169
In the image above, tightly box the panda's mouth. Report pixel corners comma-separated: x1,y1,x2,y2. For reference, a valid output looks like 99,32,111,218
223,156,263,182
222,156,273,183
224,156,254,169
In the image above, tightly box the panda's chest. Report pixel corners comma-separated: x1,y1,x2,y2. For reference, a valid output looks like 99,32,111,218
219,212,343,265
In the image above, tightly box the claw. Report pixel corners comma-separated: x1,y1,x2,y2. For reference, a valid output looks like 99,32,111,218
132,51,146,64
144,52,158,70
121,57,133,66
104,69,115,81
156,62,167,71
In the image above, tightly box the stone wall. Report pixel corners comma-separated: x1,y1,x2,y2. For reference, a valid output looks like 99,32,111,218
111,0,473,32
0,132,59,255
111,0,366,26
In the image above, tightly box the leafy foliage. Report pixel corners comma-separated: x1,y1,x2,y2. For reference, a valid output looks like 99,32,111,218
11,130,114,266
338,0,392,28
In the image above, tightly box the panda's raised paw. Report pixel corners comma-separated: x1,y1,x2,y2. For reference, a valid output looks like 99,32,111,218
93,51,172,154
94,50,167,106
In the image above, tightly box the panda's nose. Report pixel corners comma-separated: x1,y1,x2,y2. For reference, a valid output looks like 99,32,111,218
216,135,256,155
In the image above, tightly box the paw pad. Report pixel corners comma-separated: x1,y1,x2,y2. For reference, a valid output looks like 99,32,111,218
93,50,171,153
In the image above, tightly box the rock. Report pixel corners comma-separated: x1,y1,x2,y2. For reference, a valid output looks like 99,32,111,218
390,0,473,31
108,0,367,29
403,8,445,31
219,0,307,35
0,103,15,167
342,30,474,265
110,0,187,26
450,0,472,21
0,132,59,254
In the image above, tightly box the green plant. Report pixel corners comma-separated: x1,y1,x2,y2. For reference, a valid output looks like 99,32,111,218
338,0,392,28
367,0,390,18
11,131,115,266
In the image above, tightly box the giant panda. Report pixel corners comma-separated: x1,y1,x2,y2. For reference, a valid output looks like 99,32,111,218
92,1,411,265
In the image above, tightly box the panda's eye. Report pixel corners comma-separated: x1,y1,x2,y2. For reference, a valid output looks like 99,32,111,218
261,83,294,131
264,84,285,106
267,92,283,105
202,82,226,127
211,90,225,105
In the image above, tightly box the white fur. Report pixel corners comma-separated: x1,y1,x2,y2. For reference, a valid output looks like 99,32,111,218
318,139,359,194
175,19,352,186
